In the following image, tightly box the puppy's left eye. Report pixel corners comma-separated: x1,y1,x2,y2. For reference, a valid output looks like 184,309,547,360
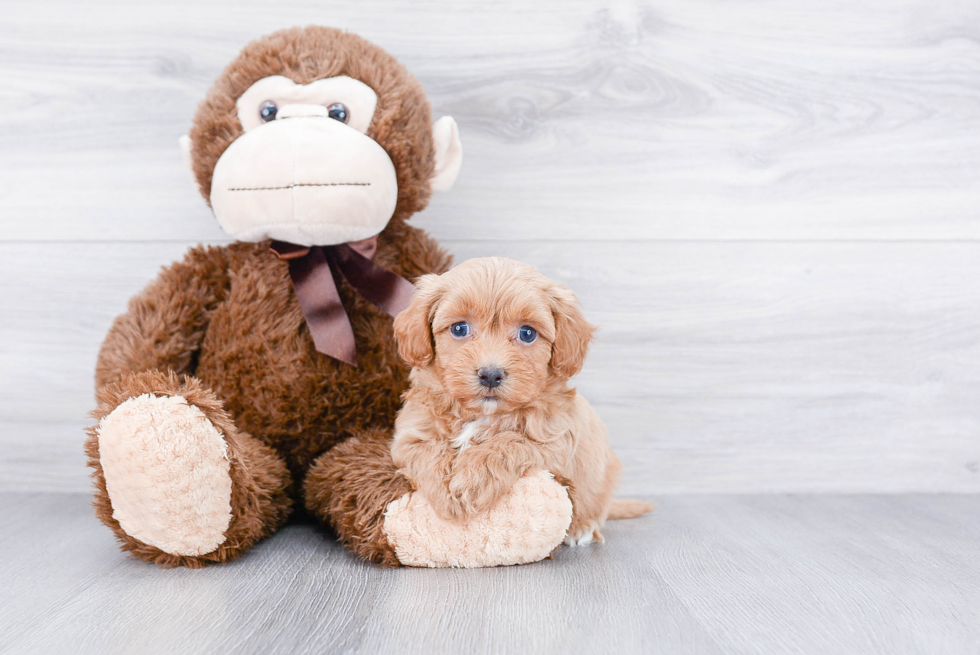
518,326,537,343
451,322,470,338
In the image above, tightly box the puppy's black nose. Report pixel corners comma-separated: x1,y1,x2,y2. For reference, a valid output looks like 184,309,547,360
478,366,506,389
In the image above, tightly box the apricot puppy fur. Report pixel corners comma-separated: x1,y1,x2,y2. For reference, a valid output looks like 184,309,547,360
391,257,650,545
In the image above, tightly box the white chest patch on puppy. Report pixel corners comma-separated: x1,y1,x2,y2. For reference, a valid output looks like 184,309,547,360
451,418,488,451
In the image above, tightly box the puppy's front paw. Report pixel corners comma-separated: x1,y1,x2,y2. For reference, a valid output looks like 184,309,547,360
449,450,521,516
447,472,499,517
414,480,467,523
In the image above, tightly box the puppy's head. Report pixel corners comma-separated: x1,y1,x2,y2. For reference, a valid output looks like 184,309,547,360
394,257,595,413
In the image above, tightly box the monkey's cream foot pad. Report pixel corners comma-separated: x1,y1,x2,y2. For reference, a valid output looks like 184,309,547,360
383,470,573,568
96,394,233,556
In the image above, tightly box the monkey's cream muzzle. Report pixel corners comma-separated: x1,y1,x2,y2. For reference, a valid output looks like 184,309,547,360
209,108,398,247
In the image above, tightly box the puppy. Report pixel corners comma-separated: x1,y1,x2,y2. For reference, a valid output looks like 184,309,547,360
391,257,650,546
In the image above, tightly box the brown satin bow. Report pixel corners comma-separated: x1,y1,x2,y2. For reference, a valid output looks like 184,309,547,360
270,236,416,366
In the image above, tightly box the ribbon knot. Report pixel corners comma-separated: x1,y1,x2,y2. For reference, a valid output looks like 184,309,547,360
271,237,416,366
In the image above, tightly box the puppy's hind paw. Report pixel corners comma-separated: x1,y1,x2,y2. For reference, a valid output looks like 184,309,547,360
564,523,604,547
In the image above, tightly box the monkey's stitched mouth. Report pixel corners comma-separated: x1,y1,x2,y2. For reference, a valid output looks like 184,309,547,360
228,182,371,192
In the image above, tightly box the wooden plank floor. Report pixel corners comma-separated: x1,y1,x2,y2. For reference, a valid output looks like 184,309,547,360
2,493,978,654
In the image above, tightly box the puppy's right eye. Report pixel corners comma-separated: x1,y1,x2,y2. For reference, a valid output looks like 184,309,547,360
450,322,470,338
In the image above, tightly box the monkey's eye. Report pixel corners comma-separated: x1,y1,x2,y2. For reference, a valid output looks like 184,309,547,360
259,100,278,122
327,103,349,123
518,326,537,344
450,322,470,338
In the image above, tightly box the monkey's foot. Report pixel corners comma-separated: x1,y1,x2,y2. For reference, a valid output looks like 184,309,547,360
96,394,233,557
382,470,572,568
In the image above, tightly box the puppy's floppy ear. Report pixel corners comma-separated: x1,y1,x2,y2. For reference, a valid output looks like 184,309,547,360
394,274,444,367
548,284,596,379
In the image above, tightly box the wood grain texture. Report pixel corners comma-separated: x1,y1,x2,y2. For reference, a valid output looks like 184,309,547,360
2,0,979,493
2,241,978,494
2,492,978,654
0,0,978,241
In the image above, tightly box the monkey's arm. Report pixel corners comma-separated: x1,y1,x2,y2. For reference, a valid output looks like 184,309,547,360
95,245,231,387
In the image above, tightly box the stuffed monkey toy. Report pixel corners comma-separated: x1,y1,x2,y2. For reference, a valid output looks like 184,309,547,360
85,26,572,568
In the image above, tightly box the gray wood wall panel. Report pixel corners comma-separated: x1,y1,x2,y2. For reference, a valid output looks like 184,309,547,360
3,0,980,242
2,0,979,492
3,240,978,493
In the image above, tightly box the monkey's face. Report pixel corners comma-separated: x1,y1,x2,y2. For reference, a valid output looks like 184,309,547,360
183,28,463,248
209,75,398,246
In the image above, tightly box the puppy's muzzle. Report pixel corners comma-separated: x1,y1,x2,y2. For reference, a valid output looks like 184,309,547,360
477,366,506,390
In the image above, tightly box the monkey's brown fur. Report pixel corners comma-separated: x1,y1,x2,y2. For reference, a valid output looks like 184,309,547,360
86,27,452,566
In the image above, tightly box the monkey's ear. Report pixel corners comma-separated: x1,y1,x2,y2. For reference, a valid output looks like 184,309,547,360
430,116,463,192
179,135,194,176
548,284,596,380
393,274,445,367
